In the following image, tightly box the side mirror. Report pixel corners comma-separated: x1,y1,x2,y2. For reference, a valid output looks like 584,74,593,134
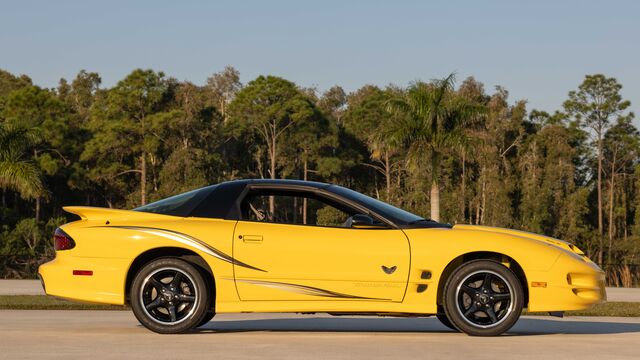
350,214,385,229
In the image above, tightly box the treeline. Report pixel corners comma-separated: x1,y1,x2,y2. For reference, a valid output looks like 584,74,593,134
0,67,638,285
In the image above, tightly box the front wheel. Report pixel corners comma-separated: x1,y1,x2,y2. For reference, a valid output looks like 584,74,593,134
436,306,458,331
443,260,523,336
131,257,211,334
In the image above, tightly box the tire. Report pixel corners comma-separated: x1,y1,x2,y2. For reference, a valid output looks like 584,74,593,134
435,306,458,331
443,260,523,336
131,257,211,334
197,310,215,327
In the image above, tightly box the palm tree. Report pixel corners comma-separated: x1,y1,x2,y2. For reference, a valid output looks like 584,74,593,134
387,74,483,222
0,123,44,199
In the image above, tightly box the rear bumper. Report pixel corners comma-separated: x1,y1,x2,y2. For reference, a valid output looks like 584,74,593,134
38,254,128,305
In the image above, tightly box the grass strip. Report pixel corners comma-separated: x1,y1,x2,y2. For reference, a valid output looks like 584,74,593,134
0,295,127,310
525,302,640,317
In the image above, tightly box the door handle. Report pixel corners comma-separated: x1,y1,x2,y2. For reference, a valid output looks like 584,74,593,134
241,235,263,243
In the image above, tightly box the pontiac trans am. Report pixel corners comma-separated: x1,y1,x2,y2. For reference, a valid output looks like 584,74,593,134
38,179,606,336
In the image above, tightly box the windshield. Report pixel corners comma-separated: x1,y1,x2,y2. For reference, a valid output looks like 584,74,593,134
328,185,425,224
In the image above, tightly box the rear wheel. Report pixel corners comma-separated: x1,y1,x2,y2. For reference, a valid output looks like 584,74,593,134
131,258,211,334
443,260,523,336
197,311,215,327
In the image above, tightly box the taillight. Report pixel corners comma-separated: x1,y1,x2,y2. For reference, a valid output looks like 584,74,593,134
54,228,75,251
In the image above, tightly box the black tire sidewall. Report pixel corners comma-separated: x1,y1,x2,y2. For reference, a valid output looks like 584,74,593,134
131,257,211,334
436,311,458,331
197,311,216,328
443,260,523,336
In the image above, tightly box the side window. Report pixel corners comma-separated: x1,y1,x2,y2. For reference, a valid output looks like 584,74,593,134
241,190,353,227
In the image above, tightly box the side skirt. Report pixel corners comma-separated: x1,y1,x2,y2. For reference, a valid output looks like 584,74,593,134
214,299,434,315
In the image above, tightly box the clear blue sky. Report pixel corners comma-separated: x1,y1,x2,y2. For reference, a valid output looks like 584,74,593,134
1,0,638,115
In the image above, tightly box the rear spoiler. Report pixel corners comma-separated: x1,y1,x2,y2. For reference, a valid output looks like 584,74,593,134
63,206,173,222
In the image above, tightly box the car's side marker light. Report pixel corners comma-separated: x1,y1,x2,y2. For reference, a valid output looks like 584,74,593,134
73,270,93,276
531,282,547,288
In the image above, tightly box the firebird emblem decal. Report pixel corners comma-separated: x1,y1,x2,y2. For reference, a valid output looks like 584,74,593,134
381,265,397,274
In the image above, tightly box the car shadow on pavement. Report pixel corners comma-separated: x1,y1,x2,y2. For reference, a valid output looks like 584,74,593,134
193,316,640,335
195,317,452,334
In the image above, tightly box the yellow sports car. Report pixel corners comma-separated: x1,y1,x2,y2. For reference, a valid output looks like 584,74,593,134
38,179,605,336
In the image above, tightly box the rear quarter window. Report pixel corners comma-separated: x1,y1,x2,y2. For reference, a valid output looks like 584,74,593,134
134,187,215,217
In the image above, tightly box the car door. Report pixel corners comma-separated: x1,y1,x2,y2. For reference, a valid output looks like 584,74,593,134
232,187,410,302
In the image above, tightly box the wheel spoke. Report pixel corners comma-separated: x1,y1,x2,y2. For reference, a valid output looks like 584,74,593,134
463,303,478,317
170,272,183,288
485,307,498,323
168,305,177,322
178,294,195,303
492,293,511,301
148,277,164,291
482,273,493,291
145,297,163,311
460,284,477,297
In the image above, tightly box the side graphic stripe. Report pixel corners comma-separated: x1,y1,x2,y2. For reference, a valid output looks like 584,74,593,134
94,225,266,272
234,279,391,300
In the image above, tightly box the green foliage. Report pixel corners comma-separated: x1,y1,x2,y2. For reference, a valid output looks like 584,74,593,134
563,74,635,264
519,120,584,235
82,69,172,207
1,67,640,282
564,74,632,129
1,216,64,278
386,74,485,221
227,75,321,179
0,124,44,199
316,205,346,227
0,70,32,94
206,66,242,119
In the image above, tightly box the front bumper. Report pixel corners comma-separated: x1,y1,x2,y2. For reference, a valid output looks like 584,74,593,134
527,253,606,312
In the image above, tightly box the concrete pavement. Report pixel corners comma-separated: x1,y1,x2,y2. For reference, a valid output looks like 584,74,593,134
605,287,640,302
0,311,639,359
0,279,44,295
3,280,640,301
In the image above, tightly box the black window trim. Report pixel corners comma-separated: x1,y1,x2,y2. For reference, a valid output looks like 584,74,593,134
234,183,399,229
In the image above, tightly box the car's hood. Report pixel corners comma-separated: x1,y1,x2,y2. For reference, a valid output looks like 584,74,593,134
453,224,588,259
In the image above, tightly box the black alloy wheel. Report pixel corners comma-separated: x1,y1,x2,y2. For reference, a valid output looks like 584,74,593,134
443,260,523,336
131,258,211,334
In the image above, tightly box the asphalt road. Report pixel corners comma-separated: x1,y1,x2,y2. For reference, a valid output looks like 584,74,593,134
1,311,639,360
2,280,640,301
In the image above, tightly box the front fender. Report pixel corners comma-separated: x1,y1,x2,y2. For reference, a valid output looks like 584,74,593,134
399,228,563,313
